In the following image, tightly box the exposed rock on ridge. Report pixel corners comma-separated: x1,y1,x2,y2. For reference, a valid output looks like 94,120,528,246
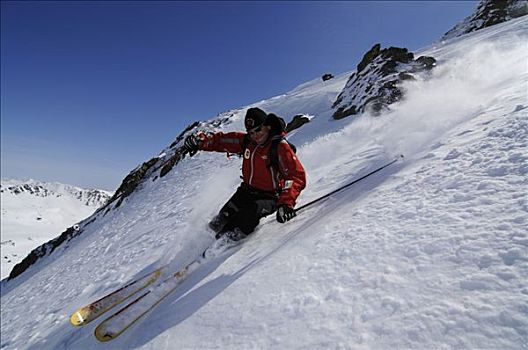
332,44,436,119
442,0,528,40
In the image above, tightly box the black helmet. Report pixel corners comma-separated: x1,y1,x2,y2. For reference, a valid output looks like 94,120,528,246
244,107,267,131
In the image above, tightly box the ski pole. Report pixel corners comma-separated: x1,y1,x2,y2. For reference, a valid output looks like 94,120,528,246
295,154,404,213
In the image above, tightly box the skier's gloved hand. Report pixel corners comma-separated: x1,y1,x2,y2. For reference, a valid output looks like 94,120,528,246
276,205,296,223
183,134,200,156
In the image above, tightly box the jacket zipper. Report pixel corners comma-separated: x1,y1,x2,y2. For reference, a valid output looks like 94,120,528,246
249,145,258,186
248,143,277,190
269,163,277,191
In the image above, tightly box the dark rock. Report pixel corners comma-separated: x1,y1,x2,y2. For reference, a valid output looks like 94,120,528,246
159,151,185,178
8,225,81,280
415,56,437,70
170,121,200,149
332,44,436,119
108,157,160,209
160,112,236,178
286,114,311,132
333,105,358,120
357,43,381,73
443,0,528,40
381,47,414,63
398,72,415,81
322,73,334,81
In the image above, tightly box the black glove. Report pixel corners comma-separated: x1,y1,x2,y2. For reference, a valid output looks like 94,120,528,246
276,205,296,223
183,134,200,156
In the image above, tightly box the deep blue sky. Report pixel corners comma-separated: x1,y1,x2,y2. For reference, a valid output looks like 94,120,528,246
1,1,477,190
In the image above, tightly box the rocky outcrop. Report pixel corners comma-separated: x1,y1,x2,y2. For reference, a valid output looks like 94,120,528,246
322,73,334,81
105,157,160,209
442,0,528,40
332,44,436,119
8,225,82,280
286,114,311,133
159,112,237,178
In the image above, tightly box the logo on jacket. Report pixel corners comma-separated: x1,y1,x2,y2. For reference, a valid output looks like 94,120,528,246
244,149,251,159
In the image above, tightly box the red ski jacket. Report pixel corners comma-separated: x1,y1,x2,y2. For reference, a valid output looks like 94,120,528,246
198,132,306,208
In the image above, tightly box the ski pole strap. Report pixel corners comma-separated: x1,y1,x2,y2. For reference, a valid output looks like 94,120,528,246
295,155,404,213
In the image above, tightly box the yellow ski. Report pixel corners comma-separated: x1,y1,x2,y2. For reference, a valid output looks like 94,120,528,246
93,234,242,342
94,260,200,342
70,266,166,327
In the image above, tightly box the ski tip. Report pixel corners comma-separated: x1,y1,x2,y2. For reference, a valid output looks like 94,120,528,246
94,326,116,342
70,310,87,327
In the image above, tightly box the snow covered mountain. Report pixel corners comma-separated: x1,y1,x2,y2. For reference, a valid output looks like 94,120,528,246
442,0,528,40
1,7,527,350
0,179,112,279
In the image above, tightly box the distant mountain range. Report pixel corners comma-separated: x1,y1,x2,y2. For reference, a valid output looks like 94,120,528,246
1,179,112,206
0,179,112,279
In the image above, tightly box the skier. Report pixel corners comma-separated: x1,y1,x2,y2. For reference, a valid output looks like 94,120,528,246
183,107,306,241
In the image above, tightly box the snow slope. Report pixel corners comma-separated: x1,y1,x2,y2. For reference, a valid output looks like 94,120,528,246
1,16,527,350
0,179,112,279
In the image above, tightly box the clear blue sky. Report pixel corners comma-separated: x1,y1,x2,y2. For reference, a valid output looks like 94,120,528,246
1,1,477,190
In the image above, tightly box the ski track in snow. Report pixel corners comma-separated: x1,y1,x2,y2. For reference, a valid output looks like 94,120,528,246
1,16,527,350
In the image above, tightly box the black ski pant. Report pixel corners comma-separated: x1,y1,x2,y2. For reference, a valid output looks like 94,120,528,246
215,184,277,236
